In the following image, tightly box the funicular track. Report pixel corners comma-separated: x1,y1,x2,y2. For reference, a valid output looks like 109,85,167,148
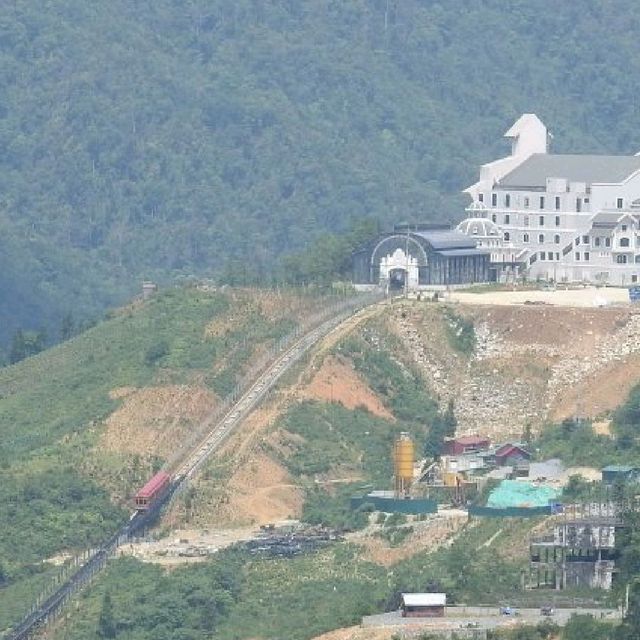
4,291,384,640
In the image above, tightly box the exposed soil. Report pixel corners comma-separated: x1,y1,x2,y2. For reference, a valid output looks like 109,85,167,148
351,512,468,567
301,354,394,420
310,628,392,640
550,354,640,421
100,385,217,459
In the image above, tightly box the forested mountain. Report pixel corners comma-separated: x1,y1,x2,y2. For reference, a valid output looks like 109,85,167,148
2,0,640,346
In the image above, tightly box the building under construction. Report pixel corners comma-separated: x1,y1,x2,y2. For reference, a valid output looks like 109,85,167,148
529,503,623,591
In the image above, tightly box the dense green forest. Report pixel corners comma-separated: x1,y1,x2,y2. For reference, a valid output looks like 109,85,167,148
2,0,640,346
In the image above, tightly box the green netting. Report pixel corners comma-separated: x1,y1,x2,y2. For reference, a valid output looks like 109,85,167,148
487,480,560,508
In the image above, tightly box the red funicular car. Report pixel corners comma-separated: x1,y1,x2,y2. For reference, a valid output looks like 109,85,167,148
134,471,171,510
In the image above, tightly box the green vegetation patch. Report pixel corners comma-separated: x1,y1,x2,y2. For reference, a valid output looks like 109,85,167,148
442,307,476,355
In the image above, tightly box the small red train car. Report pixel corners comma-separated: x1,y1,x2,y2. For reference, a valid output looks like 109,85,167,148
134,471,171,510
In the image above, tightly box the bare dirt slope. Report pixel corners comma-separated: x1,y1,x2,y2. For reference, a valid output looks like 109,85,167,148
390,301,640,439
168,303,387,528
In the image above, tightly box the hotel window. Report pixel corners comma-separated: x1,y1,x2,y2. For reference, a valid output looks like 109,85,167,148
582,235,589,244
634,275,639,283
617,198,624,209
524,215,529,227
584,252,590,261
554,234,560,244
540,252,545,260
478,193,484,203
555,196,561,210
605,237,611,247
620,237,631,248
548,252,554,260
575,252,580,261
523,233,529,243
492,214,497,222
539,215,545,226
555,252,560,260
575,236,580,245
504,214,510,224
492,193,497,207
617,255,628,264
524,197,530,208
539,196,545,209
622,225,628,231
538,233,545,243
576,198,582,212
555,215,561,226
505,194,511,208
504,232,510,241
595,237,601,247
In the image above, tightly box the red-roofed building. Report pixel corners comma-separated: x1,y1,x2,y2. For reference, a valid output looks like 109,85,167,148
495,443,531,467
443,435,491,456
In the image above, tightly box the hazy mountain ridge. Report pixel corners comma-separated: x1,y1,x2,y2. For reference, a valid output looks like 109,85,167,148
2,0,640,345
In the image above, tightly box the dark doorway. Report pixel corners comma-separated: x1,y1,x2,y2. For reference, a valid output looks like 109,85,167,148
389,268,407,290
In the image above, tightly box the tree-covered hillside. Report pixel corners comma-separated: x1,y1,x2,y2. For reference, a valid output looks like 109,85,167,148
2,0,640,344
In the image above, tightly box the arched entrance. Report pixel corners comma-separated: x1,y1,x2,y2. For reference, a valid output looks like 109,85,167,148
373,241,424,290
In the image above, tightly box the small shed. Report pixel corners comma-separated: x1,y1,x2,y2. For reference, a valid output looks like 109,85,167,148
602,465,638,485
401,593,446,618
495,443,531,467
443,435,491,456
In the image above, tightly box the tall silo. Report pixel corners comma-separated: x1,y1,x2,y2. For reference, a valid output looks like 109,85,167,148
394,432,415,498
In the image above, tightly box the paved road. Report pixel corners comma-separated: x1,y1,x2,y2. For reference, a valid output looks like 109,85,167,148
363,605,621,631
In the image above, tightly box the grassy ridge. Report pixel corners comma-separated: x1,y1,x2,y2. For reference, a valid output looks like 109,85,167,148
0,286,330,634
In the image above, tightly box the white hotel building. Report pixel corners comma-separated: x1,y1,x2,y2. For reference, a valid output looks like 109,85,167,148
460,114,640,285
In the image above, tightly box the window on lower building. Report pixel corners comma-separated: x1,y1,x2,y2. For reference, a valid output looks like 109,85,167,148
548,252,554,260
505,194,511,208
540,252,545,260
524,215,529,227
555,196,561,210
576,198,582,212
538,233,545,243
554,234,560,244
555,252,560,260
478,193,484,203
504,214,510,224
555,215,561,226
540,196,545,209
575,236,581,245
584,252,590,261
595,237,601,247
492,193,497,207
622,224,628,231
605,237,611,247
523,233,529,243
575,252,580,261
617,255,628,264
633,275,638,283
504,232,510,241
539,215,545,226
524,197,530,208
582,235,589,244
621,237,631,248
617,198,624,209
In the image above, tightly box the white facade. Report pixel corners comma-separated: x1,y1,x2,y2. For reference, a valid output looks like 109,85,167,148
462,115,640,285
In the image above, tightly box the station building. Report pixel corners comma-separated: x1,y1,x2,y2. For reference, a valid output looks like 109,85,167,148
352,223,490,290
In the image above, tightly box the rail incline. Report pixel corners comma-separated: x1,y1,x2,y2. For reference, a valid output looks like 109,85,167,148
3,290,384,640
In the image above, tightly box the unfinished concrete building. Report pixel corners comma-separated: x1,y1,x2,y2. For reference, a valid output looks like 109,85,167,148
529,510,622,590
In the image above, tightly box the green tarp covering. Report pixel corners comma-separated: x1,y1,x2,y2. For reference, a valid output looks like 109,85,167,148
487,480,560,508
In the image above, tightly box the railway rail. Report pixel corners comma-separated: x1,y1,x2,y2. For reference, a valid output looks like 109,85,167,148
3,290,384,640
